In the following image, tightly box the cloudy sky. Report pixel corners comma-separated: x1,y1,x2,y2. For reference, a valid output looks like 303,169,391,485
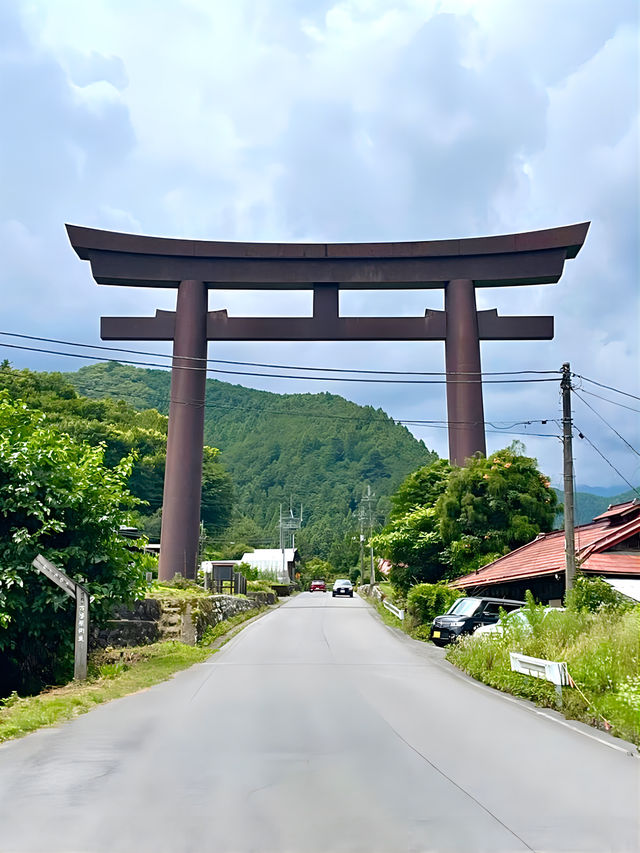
1,0,638,491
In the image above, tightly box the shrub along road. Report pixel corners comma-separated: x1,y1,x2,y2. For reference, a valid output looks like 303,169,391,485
0,593,637,852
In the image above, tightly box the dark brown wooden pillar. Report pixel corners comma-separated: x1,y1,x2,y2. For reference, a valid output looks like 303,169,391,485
158,280,208,581
445,278,487,466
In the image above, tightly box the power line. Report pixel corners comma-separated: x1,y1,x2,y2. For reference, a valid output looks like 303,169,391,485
0,340,559,384
573,389,640,458
573,424,640,498
572,373,640,403
0,330,560,377
576,387,640,414
0,359,559,434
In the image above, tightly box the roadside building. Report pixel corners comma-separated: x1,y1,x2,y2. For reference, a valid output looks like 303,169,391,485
449,500,640,605
241,548,299,583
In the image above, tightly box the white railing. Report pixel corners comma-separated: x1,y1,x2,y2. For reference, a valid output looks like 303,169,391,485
382,599,405,621
509,652,570,702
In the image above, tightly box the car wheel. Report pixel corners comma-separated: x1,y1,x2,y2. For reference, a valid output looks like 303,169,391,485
349,592,353,597
332,592,336,597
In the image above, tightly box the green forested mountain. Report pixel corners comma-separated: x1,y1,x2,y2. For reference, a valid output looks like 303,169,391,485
69,362,437,559
0,364,233,536
552,487,638,526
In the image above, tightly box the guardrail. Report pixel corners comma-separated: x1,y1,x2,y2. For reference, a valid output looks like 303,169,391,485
382,599,405,621
509,651,570,702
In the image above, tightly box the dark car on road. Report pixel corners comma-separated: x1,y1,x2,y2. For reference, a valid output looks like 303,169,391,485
310,580,326,592
430,596,525,645
332,579,354,598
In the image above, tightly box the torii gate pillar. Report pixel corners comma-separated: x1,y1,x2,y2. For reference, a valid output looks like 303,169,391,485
160,280,208,581
445,279,486,465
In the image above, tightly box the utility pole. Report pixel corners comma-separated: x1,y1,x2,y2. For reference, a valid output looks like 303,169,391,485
278,501,302,582
358,506,366,585
561,363,576,593
360,486,376,588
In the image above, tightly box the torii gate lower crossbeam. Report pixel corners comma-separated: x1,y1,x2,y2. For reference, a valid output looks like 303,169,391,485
67,222,589,580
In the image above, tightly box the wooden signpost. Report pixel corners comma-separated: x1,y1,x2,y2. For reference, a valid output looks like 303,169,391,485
32,554,90,681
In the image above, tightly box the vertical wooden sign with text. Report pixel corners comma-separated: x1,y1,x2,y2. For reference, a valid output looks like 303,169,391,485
32,554,90,681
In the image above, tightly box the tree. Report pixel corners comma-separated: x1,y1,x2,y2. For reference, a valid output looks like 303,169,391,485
0,364,234,535
371,459,452,592
371,446,557,592
436,444,558,576
0,392,147,696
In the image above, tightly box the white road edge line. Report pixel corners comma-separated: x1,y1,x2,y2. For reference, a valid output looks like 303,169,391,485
376,603,637,755
437,655,637,756
533,711,635,755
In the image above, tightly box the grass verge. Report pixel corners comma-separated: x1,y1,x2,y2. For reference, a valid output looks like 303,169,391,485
363,593,404,630
0,605,270,744
197,605,269,647
446,604,640,746
0,642,211,744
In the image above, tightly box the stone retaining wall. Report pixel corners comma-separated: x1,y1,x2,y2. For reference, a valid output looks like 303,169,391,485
93,594,264,648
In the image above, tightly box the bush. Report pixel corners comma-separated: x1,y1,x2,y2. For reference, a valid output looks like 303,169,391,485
0,393,147,696
566,575,632,613
246,579,275,594
406,582,462,627
447,603,640,745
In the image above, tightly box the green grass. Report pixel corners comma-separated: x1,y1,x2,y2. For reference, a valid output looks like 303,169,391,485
365,593,404,629
378,582,395,600
197,606,268,646
0,642,212,743
446,604,640,746
0,604,271,744
147,582,212,600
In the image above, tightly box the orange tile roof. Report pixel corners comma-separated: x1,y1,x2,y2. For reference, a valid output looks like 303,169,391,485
592,499,640,522
451,514,640,589
582,553,640,576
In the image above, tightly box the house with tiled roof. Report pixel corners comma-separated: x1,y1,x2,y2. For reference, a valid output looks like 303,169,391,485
449,500,640,605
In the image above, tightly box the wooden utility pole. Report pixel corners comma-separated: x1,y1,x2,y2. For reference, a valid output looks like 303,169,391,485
561,363,576,593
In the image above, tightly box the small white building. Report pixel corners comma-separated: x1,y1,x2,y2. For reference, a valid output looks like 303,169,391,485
241,548,299,583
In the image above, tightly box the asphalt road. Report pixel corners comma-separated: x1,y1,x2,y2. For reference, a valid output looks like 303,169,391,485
0,592,637,853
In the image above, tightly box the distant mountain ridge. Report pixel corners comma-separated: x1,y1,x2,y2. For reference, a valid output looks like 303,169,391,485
67,362,636,554
68,362,437,559
552,487,638,527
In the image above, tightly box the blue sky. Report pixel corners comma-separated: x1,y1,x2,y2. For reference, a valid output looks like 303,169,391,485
1,0,638,490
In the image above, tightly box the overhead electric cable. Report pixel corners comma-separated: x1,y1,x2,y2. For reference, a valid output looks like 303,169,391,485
572,373,640,403
573,424,640,498
577,388,640,414
0,341,559,384
573,390,640,458
0,330,560,377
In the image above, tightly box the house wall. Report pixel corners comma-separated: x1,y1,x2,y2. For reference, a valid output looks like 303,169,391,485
458,575,565,605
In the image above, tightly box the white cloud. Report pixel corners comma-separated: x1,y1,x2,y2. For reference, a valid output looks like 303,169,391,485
0,0,637,489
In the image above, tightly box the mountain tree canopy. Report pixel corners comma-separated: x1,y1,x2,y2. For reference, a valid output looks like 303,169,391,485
68,362,438,559
372,445,558,593
0,363,233,535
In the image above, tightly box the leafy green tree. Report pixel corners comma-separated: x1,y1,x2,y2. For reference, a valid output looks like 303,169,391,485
371,459,452,592
436,444,558,576
0,392,146,696
0,364,234,534
372,446,557,591
327,530,361,574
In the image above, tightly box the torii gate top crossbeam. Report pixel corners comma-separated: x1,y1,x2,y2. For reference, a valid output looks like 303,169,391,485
66,222,589,289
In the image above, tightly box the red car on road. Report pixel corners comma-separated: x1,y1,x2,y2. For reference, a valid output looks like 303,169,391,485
310,580,326,592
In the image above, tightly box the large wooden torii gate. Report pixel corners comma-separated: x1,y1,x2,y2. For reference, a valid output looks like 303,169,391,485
67,222,589,581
